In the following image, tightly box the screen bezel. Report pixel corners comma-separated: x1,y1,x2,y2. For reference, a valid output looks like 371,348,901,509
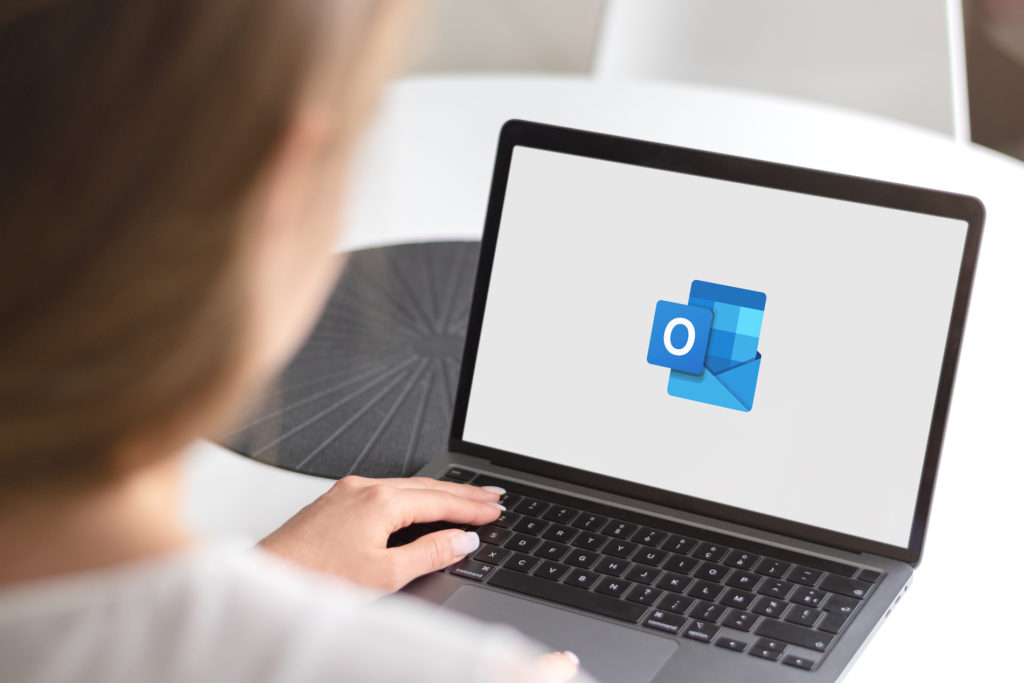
449,120,984,566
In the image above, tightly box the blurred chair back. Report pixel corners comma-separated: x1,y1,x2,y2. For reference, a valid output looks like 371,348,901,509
593,0,969,139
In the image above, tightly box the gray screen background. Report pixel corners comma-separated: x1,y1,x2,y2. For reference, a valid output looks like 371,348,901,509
462,147,967,548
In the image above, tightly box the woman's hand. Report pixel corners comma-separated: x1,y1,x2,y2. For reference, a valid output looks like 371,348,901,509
537,651,582,682
259,475,504,591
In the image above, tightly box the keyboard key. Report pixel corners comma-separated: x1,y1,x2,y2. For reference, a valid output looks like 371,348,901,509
719,588,755,610
603,521,639,539
504,552,540,574
657,593,694,615
594,556,629,576
512,517,549,535
444,467,474,481
756,637,787,653
513,498,550,517
571,533,606,551
449,559,495,581
724,550,760,570
536,541,570,561
756,619,834,652
626,585,663,606
595,576,633,597
785,606,822,627
682,620,720,643
504,534,540,553
663,554,699,574
478,526,513,546
566,549,600,569
473,544,510,565
496,492,521,509
693,543,728,562
468,476,862,579
757,579,795,599
750,646,783,661
752,596,787,618
643,609,686,635
823,593,859,615
819,609,853,634
788,566,823,586
688,581,724,601
633,528,667,547
624,565,660,585
572,513,608,532
635,547,668,567
820,574,872,599
541,505,579,525
605,541,638,559
488,569,646,622
662,535,698,555
783,655,816,671
716,637,748,653
722,608,757,632
565,568,600,590
725,570,760,591
535,561,570,581
540,524,577,543
790,586,826,607
820,594,858,633
656,573,691,593
857,568,883,583
694,562,728,583
755,558,792,578
491,511,521,529
690,600,727,623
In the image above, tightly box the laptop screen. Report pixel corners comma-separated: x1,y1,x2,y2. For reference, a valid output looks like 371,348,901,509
461,145,970,549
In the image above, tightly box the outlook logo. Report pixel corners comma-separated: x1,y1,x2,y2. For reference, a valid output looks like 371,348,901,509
646,302,713,376
647,281,766,412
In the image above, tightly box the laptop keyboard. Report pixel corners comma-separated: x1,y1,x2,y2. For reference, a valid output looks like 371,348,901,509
396,468,885,673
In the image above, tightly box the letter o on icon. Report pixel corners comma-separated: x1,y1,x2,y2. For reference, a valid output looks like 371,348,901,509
663,317,696,356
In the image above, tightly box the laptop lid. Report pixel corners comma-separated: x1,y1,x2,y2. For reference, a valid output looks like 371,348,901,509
450,121,983,566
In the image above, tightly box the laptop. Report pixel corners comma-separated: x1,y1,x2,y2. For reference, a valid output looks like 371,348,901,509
397,120,984,682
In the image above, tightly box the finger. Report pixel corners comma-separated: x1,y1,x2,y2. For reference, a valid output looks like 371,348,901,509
369,476,504,502
387,528,481,586
389,488,503,528
537,652,580,682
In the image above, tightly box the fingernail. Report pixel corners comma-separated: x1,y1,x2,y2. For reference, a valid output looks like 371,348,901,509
450,531,480,557
485,501,506,512
562,651,580,667
480,485,506,495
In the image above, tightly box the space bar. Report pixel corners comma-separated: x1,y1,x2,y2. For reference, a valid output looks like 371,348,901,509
487,569,647,623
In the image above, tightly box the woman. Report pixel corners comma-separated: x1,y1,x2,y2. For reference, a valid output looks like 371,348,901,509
0,2,587,681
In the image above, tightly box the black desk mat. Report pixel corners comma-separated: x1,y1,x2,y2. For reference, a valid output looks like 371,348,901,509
222,240,480,479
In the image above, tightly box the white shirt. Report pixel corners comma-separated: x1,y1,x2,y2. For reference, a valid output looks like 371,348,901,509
0,543,595,683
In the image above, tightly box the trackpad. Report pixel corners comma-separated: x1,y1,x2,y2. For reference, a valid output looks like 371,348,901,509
444,586,676,683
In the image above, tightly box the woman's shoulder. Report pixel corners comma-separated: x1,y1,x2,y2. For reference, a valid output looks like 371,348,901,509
0,541,369,624
0,542,556,683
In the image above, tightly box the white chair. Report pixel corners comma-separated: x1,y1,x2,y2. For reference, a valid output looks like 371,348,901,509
593,0,970,140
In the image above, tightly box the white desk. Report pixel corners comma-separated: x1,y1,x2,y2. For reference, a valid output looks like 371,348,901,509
186,75,1024,681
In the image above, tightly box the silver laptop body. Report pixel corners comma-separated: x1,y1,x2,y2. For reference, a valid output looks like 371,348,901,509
401,120,984,683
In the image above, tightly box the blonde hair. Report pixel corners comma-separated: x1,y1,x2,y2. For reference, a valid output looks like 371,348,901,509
0,0,399,488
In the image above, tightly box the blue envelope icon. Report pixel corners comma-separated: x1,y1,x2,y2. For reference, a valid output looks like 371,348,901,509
667,353,761,411
649,280,766,412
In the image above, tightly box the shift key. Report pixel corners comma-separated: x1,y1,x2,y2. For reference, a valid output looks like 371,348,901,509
755,619,834,652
